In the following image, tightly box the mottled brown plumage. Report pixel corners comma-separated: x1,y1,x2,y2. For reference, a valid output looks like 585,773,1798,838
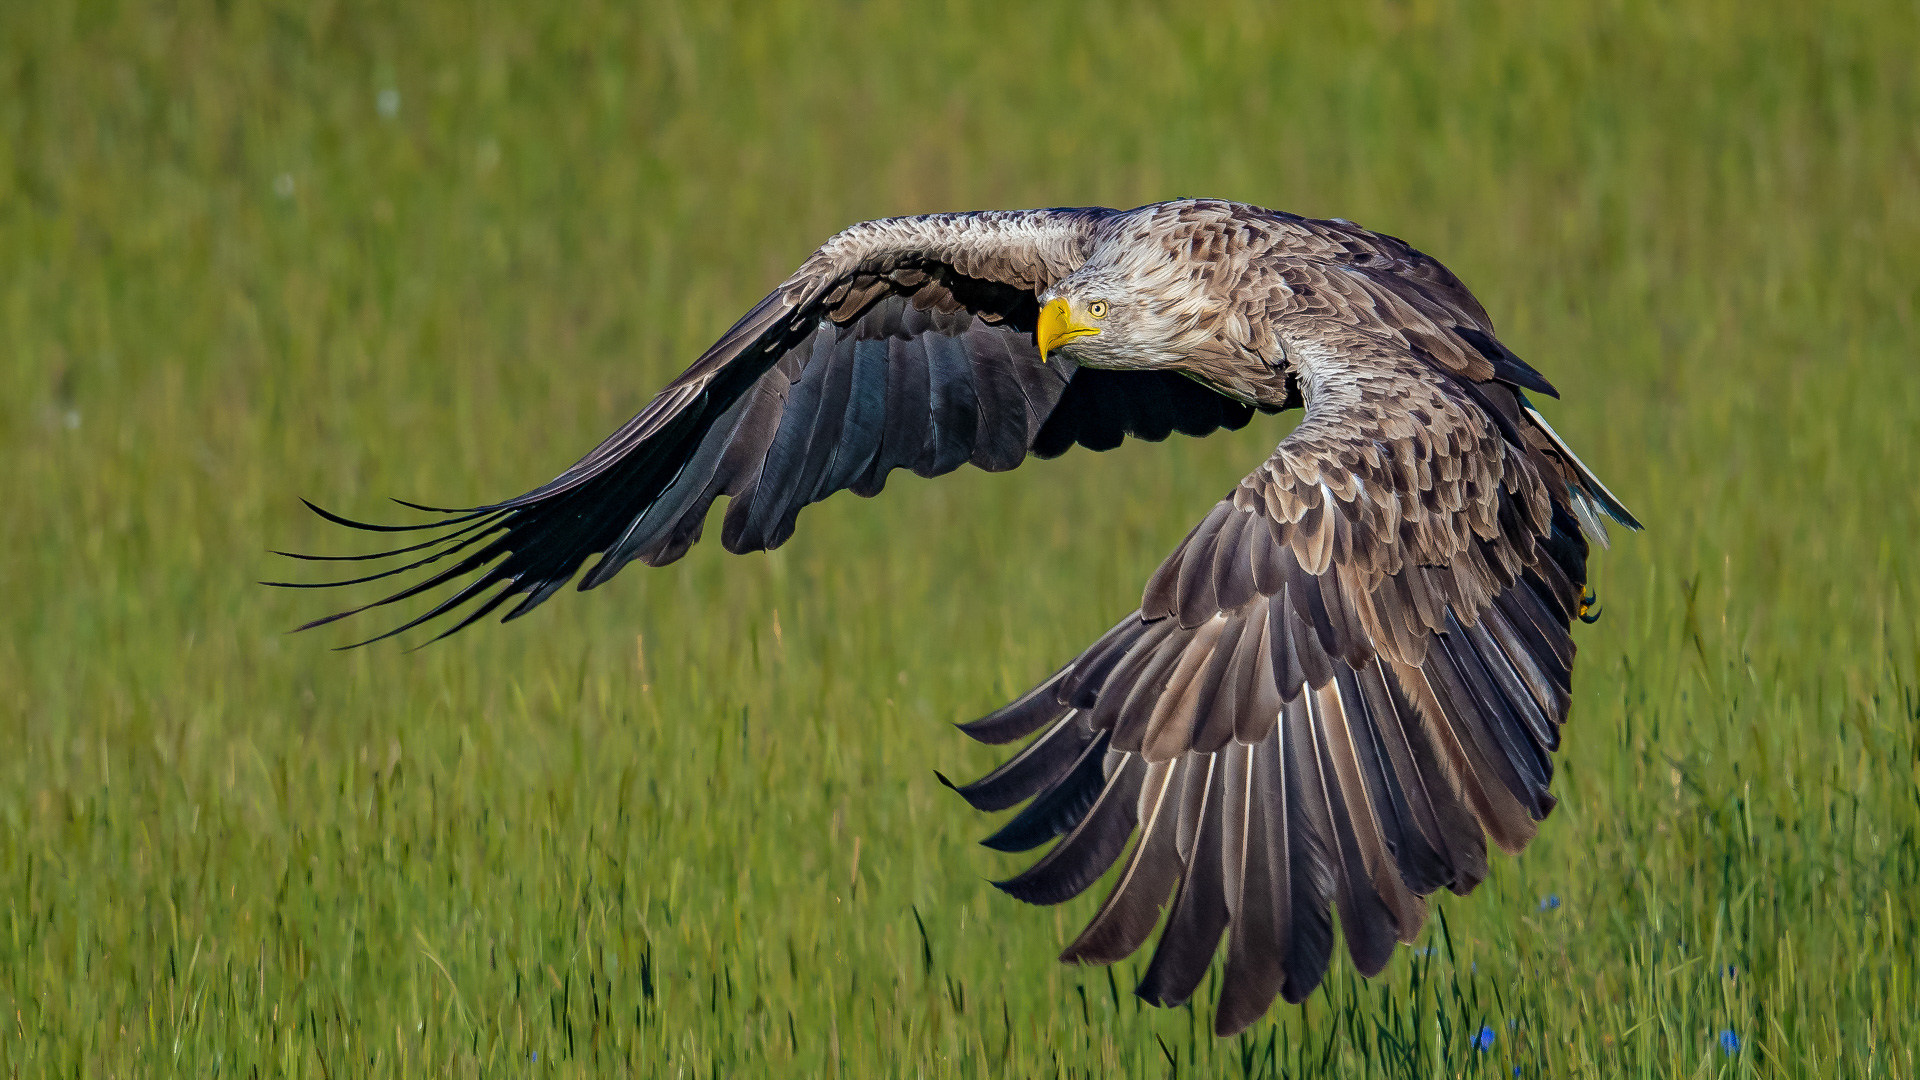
278,199,1638,1035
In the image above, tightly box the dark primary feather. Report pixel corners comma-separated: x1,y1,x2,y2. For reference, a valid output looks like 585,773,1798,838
942,707,1092,813
978,731,1112,852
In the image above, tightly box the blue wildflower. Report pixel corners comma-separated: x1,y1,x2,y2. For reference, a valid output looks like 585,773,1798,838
1723,964,1737,979
1538,894,1561,911
1474,1025,1496,1051
1719,1030,1740,1055
1512,1068,1522,1078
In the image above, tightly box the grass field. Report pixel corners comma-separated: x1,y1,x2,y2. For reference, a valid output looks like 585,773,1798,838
4,1,1918,1075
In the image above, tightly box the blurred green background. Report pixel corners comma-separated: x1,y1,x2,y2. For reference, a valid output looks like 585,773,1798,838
3,0,1916,1075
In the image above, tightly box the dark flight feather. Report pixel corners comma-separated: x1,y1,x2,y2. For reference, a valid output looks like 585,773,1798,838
979,730,1113,852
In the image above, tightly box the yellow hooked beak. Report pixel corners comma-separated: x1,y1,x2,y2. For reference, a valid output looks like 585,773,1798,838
1036,298,1100,362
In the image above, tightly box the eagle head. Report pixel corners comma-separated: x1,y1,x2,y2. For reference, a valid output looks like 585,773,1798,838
1036,264,1191,370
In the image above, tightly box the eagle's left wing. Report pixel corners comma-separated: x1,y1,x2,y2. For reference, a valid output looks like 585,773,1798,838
948,324,1622,1035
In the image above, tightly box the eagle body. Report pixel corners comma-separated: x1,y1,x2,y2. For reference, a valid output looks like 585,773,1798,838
285,199,1638,1036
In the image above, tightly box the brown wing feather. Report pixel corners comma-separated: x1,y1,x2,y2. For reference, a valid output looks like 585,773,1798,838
954,324,1629,1035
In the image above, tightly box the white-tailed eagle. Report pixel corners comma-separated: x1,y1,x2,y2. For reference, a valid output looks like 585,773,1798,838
278,200,1639,1036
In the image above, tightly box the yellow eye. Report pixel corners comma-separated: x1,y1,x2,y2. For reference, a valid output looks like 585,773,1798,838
1087,300,1109,319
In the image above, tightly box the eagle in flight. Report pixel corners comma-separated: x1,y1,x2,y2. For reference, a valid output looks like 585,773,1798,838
282,200,1638,1036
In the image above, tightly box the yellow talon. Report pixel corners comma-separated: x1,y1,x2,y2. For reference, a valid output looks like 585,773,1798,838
1578,587,1601,624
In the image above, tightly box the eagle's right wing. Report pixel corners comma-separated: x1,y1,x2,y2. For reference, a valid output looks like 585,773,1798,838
274,209,1267,645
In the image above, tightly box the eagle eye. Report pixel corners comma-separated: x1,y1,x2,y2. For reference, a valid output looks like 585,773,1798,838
1087,300,1109,319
